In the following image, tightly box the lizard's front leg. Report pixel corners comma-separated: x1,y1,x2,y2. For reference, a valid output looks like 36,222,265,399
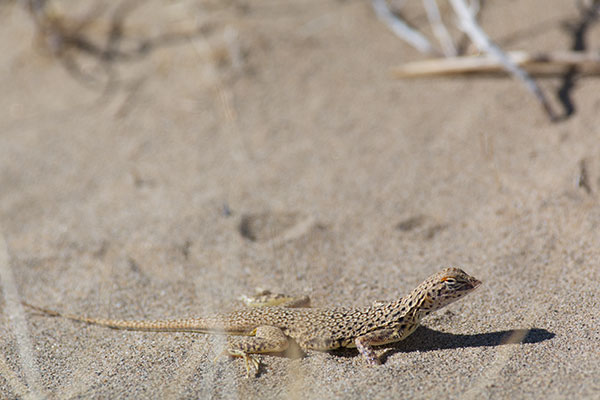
354,324,417,365
224,325,290,376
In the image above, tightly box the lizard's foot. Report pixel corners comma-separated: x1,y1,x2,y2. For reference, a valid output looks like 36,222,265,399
366,356,382,366
355,329,404,366
227,349,260,377
239,289,310,308
225,325,290,377
226,325,289,376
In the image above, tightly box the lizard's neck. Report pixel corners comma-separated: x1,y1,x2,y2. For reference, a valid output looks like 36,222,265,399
385,284,433,324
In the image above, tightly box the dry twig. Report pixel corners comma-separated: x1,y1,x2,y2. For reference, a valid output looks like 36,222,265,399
393,51,600,77
372,0,440,55
423,0,457,56
376,0,571,121
447,0,558,120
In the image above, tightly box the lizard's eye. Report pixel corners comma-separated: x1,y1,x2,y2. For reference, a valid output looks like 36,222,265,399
441,277,456,285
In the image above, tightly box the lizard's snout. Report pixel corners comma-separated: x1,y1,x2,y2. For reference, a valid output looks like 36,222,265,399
470,278,482,289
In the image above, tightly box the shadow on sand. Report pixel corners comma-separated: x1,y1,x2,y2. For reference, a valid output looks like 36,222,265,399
331,326,555,362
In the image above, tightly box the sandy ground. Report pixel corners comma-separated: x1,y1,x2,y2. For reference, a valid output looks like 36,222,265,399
1,0,599,398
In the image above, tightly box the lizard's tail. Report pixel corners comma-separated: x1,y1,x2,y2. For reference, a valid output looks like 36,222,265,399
21,302,227,333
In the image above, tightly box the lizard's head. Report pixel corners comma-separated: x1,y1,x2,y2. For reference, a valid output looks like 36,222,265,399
414,267,481,314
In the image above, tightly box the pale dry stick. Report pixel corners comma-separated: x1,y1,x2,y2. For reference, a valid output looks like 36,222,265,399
423,0,457,56
448,0,558,120
372,0,440,55
0,233,45,399
392,51,600,77
467,0,481,17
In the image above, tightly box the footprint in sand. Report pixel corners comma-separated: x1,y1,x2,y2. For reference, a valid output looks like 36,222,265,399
396,214,447,240
239,211,317,245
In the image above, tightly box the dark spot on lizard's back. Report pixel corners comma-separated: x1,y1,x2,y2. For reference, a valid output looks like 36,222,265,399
390,313,404,322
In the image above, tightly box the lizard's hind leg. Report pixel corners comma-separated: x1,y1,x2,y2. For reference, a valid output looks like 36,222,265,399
225,325,290,376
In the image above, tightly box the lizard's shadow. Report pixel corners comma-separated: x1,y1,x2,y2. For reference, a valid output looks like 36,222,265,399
331,326,555,362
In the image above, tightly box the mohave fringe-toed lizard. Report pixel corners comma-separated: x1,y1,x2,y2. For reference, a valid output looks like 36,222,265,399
24,267,481,376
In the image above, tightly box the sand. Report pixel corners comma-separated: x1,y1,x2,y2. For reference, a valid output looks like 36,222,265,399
0,0,599,398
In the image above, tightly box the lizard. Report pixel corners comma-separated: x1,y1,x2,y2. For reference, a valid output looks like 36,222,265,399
23,267,481,376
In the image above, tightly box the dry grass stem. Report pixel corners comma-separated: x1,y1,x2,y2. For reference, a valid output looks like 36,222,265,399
392,51,600,77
